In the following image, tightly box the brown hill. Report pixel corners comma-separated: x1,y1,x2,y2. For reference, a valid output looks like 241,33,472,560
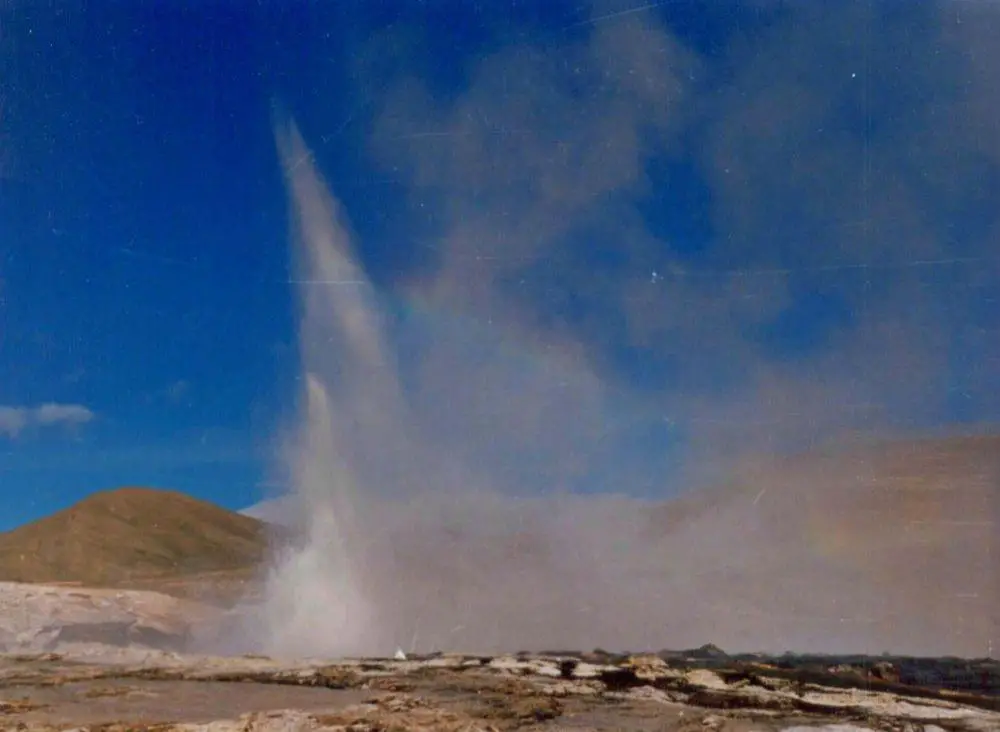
0,487,271,587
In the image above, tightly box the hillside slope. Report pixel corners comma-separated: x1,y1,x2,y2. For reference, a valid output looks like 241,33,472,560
0,487,271,586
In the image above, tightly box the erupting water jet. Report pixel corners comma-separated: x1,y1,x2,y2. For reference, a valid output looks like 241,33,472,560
258,114,397,657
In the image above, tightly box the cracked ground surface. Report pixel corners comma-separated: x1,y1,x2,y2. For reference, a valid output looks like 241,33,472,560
0,650,996,731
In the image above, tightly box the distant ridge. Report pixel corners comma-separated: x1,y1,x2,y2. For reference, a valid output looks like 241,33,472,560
0,487,271,587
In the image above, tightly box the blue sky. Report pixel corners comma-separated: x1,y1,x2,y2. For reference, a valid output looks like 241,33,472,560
1,1,997,530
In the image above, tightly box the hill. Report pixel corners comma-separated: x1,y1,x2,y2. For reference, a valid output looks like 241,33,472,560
0,487,271,587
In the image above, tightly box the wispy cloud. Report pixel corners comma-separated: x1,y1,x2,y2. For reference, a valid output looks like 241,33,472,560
0,403,95,438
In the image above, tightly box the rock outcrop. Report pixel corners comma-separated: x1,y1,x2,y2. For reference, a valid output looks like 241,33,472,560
0,582,220,654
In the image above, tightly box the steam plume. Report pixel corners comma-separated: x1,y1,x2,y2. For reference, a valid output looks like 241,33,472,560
253,2,998,659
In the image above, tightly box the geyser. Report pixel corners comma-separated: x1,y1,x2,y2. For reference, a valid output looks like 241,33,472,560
251,113,996,661
258,118,392,657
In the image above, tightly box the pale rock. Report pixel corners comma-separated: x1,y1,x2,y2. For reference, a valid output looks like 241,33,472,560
0,581,221,653
684,668,730,690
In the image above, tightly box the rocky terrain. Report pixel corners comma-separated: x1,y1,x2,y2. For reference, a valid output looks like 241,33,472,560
0,583,995,730
0,582,222,655
0,646,996,731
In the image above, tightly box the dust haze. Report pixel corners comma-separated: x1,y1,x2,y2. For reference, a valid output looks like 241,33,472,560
252,2,998,660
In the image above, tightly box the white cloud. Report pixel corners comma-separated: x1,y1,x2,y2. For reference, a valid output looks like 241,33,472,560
0,403,95,438
0,408,29,437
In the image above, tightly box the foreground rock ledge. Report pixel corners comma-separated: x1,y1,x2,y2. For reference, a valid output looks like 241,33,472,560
0,649,996,731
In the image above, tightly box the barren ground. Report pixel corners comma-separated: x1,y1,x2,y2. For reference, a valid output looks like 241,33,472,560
0,647,996,731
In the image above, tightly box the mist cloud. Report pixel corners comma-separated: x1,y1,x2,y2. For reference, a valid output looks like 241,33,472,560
0,402,94,438
367,1,999,463
251,1,998,660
